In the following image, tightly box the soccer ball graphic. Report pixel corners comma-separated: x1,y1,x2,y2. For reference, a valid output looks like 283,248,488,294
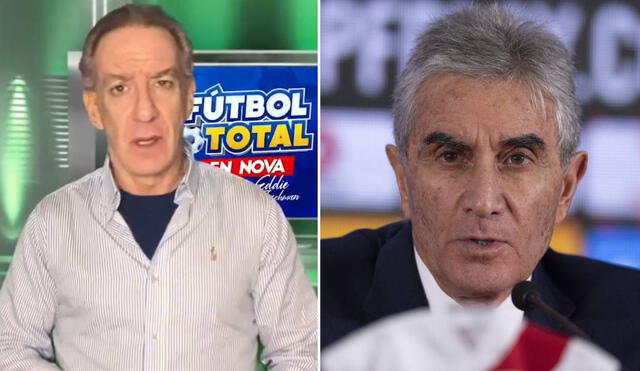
183,125,205,154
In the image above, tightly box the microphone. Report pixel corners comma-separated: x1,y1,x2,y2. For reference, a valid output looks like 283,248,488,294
511,281,588,339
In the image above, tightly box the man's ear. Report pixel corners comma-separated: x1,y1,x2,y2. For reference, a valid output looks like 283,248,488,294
386,144,412,219
83,90,104,130
555,151,588,224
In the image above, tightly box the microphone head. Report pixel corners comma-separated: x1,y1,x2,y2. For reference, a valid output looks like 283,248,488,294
511,281,540,311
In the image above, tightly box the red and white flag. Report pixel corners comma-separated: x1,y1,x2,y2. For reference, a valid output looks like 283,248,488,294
322,309,620,371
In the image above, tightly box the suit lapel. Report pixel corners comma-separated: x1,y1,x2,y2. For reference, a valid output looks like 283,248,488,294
527,249,590,337
363,222,429,322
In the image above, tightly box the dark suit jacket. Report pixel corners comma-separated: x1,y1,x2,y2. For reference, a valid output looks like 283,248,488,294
321,221,640,370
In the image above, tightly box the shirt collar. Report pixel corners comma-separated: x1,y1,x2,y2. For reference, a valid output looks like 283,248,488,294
175,144,200,204
99,143,200,218
413,247,526,323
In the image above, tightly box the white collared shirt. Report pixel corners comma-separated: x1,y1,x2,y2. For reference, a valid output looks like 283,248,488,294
414,248,524,324
0,152,317,370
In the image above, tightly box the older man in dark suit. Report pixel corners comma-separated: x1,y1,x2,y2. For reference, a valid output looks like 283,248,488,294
321,5,640,370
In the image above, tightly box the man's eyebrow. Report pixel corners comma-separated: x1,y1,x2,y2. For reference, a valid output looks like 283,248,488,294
423,131,471,151
102,69,177,83
152,68,177,79
104,73,130,82
500,133,547,150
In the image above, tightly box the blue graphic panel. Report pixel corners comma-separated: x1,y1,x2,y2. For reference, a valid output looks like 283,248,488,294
184,65,318,218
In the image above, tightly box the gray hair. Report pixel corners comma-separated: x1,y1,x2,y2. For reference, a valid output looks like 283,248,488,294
79,4,193,90
392,5,580,167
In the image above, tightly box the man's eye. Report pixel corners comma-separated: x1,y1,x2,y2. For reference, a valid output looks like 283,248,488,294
439,151,460,163
156,80,174,88
506,153,530,165
110,84,127,94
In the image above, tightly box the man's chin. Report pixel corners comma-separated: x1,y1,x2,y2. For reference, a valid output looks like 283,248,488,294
126,152,182,174
447,273,520,305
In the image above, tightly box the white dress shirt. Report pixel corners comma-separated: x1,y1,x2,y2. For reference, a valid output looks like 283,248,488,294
414,248,523,323
0,153,317,370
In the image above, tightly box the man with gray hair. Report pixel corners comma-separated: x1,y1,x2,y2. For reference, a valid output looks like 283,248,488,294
321,5,640,368
0,4,317,370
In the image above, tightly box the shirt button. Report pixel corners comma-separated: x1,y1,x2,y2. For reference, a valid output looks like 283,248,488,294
152,333,158,341
152,274,159,282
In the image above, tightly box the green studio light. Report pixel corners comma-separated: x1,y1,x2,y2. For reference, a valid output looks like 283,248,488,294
1,75,32,240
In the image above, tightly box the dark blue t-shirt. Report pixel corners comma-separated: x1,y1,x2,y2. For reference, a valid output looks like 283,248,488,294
118,189,178,260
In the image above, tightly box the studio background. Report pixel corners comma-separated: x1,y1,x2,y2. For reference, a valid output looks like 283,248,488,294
321,0,640,269
0,0,318,286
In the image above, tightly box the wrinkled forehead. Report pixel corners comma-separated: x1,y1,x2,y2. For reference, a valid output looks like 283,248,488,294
411,73,558,144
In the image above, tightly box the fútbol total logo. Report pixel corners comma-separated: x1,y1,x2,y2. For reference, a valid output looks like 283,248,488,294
184,84,314,157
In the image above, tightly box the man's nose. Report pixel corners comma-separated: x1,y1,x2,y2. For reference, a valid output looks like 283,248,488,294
460,162,506,218
134,85,158,122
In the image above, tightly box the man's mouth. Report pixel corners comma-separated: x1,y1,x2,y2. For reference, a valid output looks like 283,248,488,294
460,237,506,252
471,239,494,246
133,136,160,147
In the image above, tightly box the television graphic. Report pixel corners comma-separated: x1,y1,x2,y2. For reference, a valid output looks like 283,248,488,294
186,55,318,219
